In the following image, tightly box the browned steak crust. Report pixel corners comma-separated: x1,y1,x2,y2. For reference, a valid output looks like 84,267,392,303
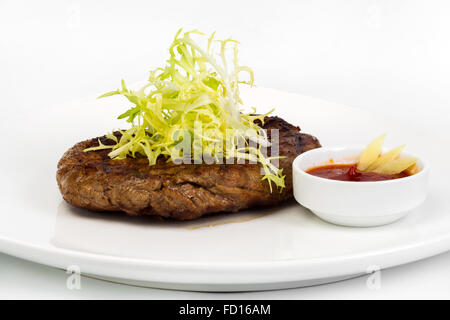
56,116,321,220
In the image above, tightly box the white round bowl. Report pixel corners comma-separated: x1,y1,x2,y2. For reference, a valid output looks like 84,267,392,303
292,147,429,227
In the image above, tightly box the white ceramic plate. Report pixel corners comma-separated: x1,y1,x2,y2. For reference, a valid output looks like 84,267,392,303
0,87,449,292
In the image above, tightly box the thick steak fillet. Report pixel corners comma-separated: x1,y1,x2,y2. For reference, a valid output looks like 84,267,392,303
57,116,321,220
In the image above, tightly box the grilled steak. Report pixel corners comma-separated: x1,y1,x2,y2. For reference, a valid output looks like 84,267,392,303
57,116,321,220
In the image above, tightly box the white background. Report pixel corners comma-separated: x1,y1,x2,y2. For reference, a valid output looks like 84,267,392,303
0,0,449,299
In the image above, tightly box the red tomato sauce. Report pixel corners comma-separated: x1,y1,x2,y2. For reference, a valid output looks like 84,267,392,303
306,164,410,182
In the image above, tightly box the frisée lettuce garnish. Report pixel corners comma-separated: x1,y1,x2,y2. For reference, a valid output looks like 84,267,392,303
84,29,285,192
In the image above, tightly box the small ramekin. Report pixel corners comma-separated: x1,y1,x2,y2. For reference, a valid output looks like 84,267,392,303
292,146,429,227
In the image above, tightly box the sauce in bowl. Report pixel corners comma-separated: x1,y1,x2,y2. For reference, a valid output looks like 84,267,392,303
293,146,427,227
306,164,411,182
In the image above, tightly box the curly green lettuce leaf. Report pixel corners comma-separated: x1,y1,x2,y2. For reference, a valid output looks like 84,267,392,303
85,29,285,192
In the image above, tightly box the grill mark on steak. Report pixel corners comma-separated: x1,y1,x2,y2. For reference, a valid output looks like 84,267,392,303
56,116,321,220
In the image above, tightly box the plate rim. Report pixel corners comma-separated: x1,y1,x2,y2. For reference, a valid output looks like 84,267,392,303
1,231,449,284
